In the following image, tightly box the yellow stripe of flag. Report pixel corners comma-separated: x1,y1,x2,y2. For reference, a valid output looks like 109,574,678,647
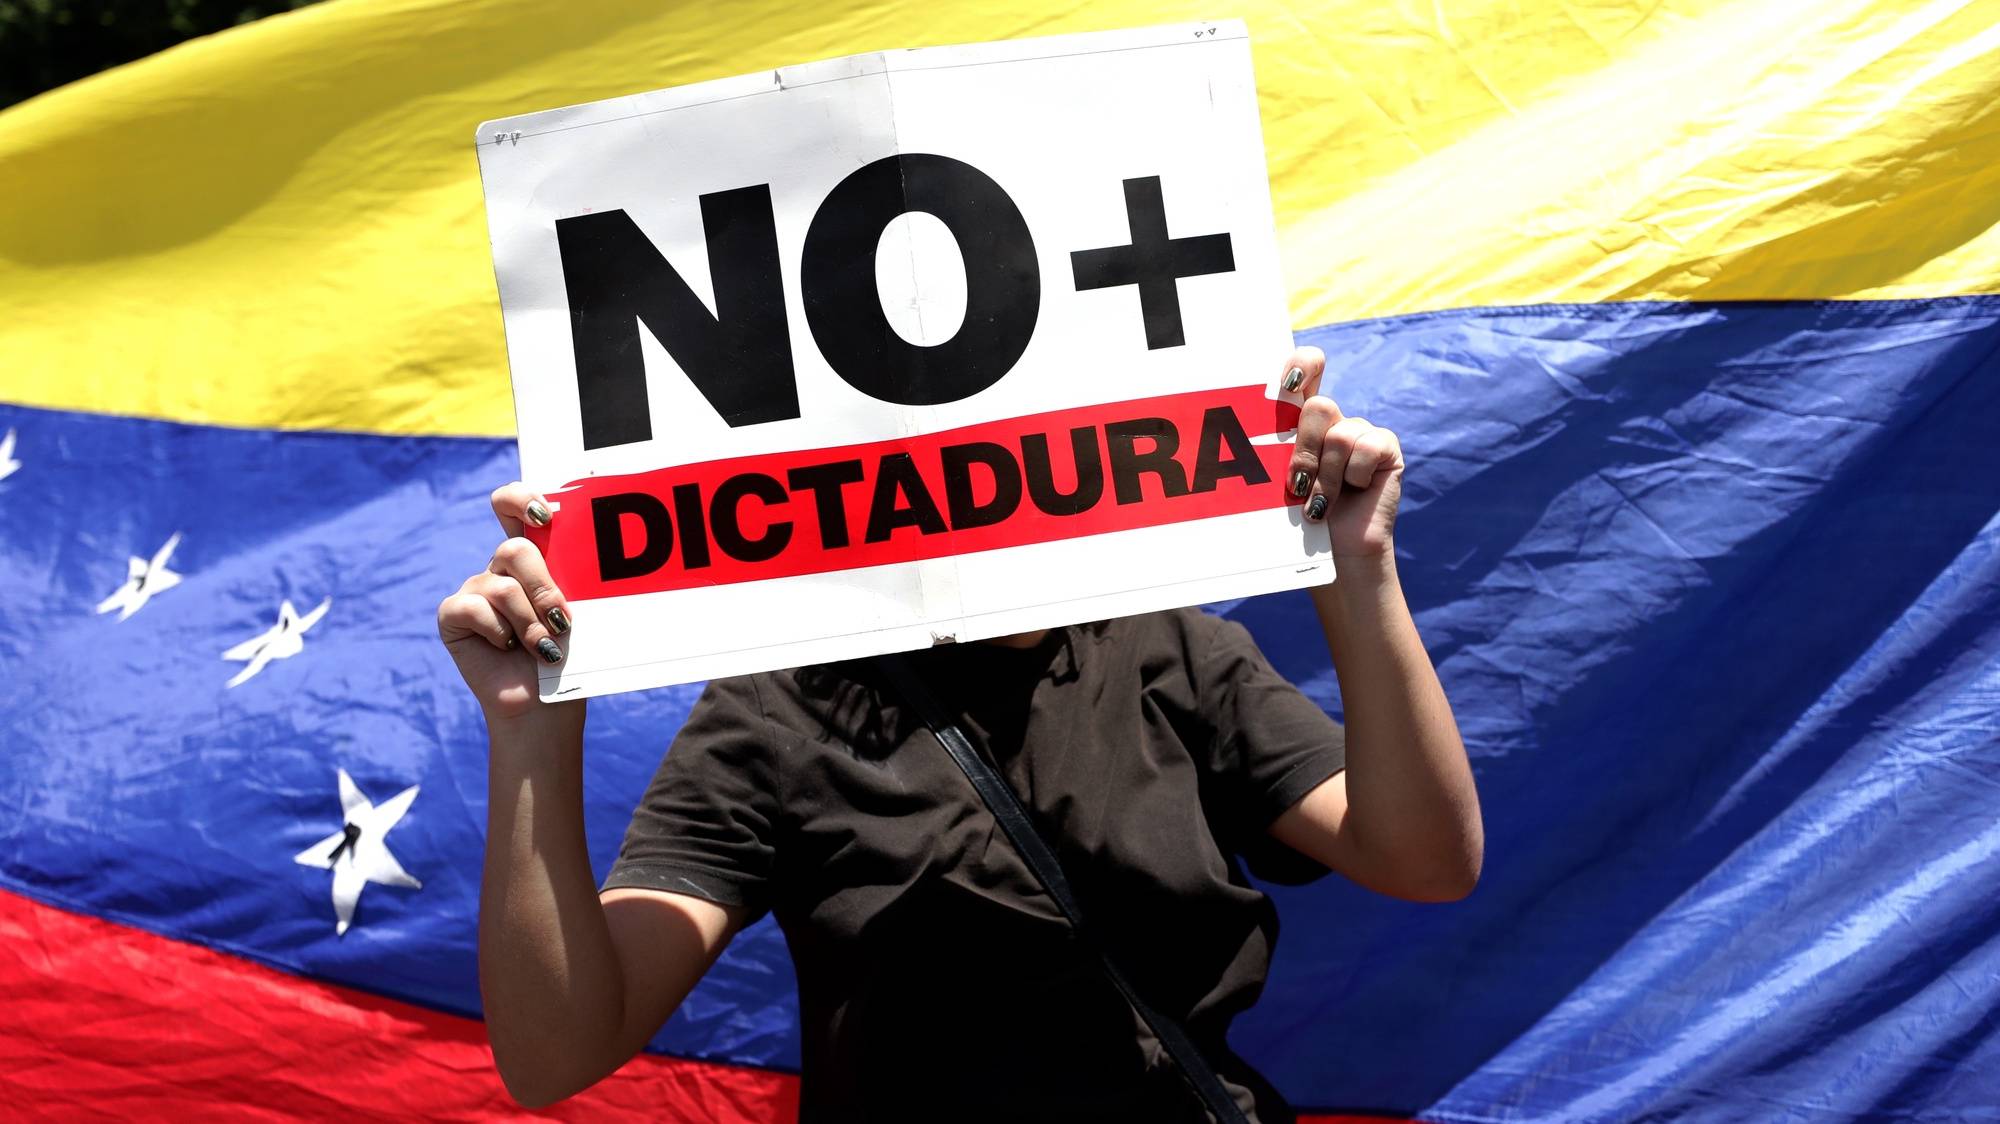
3,0,1996,437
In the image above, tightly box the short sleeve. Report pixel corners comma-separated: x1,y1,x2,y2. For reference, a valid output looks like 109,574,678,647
1188,610,1347,883
602,675,782,920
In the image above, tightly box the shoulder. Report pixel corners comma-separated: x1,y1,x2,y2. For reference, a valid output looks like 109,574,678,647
698,660,905,759
1070,608,1266,716
663,671,829,785
1110,607,1305,721
679,667,839,743
660,675,784,775
1099,605,1255,669
679,672,771,732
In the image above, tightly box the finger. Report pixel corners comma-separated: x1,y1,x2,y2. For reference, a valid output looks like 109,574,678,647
437,590,516,651
469,571,563,664
1344,425,1404,490
1287,395,1348,504
488,537,573,639
1319,417,1371,489
490,482,553,540
1278,345,1327,400
1304,417,1371,521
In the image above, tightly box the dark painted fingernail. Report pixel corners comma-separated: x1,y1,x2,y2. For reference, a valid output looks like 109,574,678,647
1282,366,1305,393
525,499,552,527
1305,494,1328,521
537,637,563,664
547,605,570,635
1290,470,1312,498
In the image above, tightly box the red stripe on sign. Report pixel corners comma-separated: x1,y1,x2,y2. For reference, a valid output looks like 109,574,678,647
527,384,1302,600
0,888,798,1122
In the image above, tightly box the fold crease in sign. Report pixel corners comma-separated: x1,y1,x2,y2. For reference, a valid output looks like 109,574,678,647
475,20,1331,700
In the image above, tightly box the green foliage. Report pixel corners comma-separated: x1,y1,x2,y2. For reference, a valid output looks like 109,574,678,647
0,0,325,109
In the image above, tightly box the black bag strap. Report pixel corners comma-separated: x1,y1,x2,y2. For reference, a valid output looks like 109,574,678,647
880,652,1252,1124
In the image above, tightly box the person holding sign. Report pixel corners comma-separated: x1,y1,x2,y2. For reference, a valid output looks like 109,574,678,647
438,346,1481,1122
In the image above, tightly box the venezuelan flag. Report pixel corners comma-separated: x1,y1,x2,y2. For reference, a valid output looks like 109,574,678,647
3,1,1997,1119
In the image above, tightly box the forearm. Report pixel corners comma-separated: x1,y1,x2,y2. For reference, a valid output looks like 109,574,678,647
478,700,628,1104
1312,553,1482,898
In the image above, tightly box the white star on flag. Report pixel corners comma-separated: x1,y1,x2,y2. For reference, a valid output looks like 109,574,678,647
0,428,20,481
224,597,331,687
294,768,422,936
95,533,183,621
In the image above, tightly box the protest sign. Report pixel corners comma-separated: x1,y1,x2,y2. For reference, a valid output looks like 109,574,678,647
476,20,1331,700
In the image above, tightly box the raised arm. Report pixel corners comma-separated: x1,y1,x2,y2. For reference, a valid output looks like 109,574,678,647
1265,349,1484,902
439,483,744,1106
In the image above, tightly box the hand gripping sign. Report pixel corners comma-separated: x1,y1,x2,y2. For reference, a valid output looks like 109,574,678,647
476,20,1330,700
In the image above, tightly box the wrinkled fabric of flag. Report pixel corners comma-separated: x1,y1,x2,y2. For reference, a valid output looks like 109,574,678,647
3,1,1997,1120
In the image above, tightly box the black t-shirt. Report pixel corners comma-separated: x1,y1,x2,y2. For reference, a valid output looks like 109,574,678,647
604,607,1347,1123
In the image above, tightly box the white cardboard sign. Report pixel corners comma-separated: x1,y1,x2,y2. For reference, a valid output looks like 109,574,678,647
476,20,1331,700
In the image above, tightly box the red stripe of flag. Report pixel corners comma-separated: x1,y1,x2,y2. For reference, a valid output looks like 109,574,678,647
0,888,1417,1122
0,888,796,1121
